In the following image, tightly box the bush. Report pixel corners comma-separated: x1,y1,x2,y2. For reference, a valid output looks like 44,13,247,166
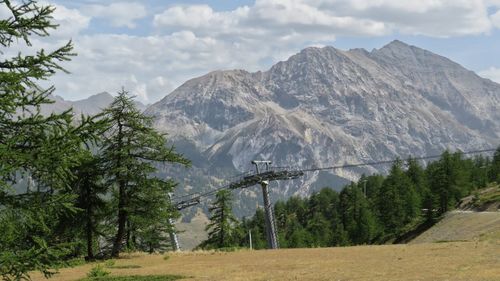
104,260,116,268
87,265,110,278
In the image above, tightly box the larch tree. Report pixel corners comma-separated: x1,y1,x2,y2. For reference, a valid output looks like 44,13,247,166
100,90,189,257
0,0,99,279
201,189,238,249
489,147,500,183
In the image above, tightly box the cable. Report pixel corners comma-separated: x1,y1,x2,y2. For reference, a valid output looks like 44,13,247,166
299,148,496,172
172,169,253,202
172,147,497,205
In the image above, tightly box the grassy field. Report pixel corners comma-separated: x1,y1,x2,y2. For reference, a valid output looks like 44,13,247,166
32,235,500,281
411,210,500,244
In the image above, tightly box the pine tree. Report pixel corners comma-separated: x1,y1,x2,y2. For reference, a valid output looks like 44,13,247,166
489,147,500,183
242,208,267,249
0,0,99,278
427,151,471,215
67,151,108,260
201,189,238,249
340,183,379,244
100,90,189,257
377,161,419,235
129,178,179,253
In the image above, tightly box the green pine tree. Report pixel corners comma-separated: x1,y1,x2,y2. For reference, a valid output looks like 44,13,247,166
377,161,419,235
340,183,379,244
100,90,189,257
489,147,500,183
201,189,238,249
0,0,100,279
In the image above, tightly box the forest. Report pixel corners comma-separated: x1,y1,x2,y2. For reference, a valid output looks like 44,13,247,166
0,1,189,280
200,150,500,249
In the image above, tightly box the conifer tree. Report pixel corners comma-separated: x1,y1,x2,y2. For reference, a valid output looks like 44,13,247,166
100,90,189,257
128,178,179,253
377,161,419,234
66,151,108,260
201,189,238,249
0,0,99,278
427,151,471,215
489,147,500,183
340,183,379,244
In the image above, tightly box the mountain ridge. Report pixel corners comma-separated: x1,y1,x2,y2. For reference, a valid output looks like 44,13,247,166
145,40,499,217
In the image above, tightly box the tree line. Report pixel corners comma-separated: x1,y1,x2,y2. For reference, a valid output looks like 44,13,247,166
0,1,189,280
200,149,500,249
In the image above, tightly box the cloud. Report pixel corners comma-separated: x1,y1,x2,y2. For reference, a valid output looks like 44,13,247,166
491,9,500,28
25,0,500,103
49,32,268,102
478,67,500,83
338,0,493,36
154,0,497,38
83,2,147,28
51,3,90,38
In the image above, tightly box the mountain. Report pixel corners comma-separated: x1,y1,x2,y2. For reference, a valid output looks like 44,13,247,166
71,92,115,115
39,92,147,115
146,40,500,218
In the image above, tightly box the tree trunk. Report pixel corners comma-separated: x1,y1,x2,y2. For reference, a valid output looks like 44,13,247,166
126,219,131,249
85,183,94,260
111,181,127,257
111,119,126,258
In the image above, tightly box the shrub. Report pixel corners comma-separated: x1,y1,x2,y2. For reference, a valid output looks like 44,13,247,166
87,265,110,278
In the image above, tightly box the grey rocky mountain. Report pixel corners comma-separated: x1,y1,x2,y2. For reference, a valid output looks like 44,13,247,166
146,40,499,218
39,92,146,116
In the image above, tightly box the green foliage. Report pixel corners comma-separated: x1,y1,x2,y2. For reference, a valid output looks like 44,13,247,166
87,265,110,278
99,90,190,257
0,0,106,279
234,148,500,249
489,147,500,183
199,189,238,249
377,161,420,235
104,260,116,268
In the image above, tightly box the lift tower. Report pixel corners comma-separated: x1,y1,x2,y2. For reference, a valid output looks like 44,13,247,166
168,194,200,251
252,160,279,249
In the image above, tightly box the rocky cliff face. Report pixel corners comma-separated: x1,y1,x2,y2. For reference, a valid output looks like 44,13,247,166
146,40,499,216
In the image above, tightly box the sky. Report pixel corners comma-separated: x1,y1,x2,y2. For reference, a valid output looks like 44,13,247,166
5,0,500,103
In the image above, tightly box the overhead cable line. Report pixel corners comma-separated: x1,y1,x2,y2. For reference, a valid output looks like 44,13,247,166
172,147,497,205
299,148,497,172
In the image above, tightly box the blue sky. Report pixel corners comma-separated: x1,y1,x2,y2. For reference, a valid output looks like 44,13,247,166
15,0,500,103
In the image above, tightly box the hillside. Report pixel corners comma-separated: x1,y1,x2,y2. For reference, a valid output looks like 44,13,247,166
32,239,500,281
146,40,500,219
410,185,500,244
410,211,500,244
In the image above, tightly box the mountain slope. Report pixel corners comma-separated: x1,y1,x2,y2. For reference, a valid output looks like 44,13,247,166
40,92,147,116
146,40,500,216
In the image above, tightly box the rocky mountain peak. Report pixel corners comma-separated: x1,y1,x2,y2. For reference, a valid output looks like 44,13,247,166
146,41,499,217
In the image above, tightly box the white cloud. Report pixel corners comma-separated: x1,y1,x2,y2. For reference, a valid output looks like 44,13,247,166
83,2,147,28
51,3,90,37
154,0,497,38
21,0,500,103
50,32,270,102
491,9,500,28
478,67,500,83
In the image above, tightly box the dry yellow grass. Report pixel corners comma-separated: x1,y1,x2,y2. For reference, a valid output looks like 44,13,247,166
411,211,500,244
32,237,500,281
